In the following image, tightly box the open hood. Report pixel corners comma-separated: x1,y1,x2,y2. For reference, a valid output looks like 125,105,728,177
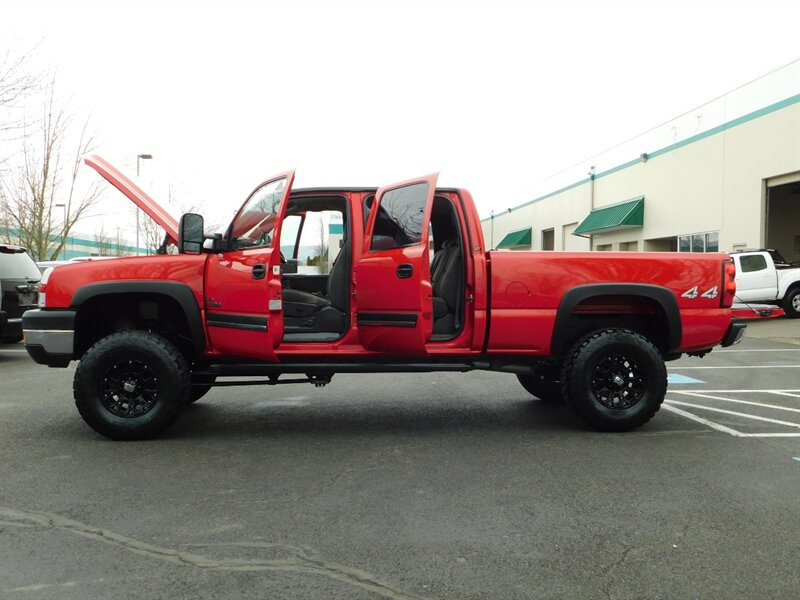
83,154,179,244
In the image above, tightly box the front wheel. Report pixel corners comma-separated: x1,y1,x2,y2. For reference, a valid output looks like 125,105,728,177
73,331,190,440
782,287,800,318
560,329,666,432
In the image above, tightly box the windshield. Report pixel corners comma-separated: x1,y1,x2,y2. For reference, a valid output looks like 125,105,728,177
230,177,288,250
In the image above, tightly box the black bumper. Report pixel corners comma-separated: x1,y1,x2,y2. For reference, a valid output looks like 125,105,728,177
22,309,76,367
721,321,747,347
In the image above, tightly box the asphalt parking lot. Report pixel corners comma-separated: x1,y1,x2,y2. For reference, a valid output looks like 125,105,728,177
1,319,798,600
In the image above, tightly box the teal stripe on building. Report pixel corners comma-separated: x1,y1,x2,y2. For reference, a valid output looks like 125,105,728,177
480,93,800,223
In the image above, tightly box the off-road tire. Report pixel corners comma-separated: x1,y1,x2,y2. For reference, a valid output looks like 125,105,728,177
782,287,800,318
74,331,190,440
517,371,562,403
188,374,217,404
560,328,667,432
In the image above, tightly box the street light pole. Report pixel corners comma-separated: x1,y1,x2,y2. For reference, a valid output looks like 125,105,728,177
135,154,153,255
54,203,67,259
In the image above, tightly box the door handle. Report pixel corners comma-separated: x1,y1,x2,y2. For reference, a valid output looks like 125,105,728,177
252,263,266,280
396,263,413,279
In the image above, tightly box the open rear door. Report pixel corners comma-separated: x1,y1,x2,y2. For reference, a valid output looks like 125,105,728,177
204,171,294,361
354,174,438,355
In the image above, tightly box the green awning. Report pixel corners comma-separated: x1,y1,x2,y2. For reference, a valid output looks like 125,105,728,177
574,196,644,235
496,227,532,249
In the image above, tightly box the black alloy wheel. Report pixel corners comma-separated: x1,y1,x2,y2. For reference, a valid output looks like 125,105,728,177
101,359,160,417
590,354,645,410
74,331,190,440
561,328,667,432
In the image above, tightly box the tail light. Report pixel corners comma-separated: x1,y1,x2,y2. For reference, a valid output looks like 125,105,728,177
721,259,736,308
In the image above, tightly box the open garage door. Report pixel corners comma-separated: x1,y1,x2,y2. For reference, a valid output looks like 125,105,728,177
766,173,800,263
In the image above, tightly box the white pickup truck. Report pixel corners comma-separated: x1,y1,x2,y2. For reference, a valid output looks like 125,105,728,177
731,250,800,318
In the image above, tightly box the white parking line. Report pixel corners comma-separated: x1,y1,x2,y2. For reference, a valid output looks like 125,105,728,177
667,389,800,393
716,349,800,353
738,433,800,438
661,404,747,436
668,365,799,369
671,391,800,413
769,391,800,398
665,400,800,428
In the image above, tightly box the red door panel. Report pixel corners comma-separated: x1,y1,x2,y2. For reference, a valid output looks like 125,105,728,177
355,174,437,355
205,248,283,360
204,171,294,361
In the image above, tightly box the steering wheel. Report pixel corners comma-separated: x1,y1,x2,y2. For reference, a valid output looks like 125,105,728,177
280,251,287,264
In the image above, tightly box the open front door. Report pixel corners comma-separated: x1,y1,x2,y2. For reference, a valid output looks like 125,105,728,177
204,171,295,361
355,174,438,355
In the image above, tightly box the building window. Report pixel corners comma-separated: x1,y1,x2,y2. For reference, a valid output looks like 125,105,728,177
620,241,638,251
596,244,612,251
678,231,719,252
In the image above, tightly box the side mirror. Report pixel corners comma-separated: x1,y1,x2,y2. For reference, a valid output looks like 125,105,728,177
204,233,226,253
178,213,204,255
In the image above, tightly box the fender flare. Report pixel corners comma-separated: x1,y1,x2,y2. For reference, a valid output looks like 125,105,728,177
551,283,682,355
70,281,205,357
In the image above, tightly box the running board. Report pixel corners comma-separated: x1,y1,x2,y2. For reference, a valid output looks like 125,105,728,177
205,362,475,377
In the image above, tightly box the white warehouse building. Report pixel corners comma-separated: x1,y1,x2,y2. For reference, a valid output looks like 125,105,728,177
482,61,800,262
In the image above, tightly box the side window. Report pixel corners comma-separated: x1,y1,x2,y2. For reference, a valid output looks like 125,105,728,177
370,182,428,251
279,214,302,258
230,177,287,250
297,210,344,275
739,255,768,273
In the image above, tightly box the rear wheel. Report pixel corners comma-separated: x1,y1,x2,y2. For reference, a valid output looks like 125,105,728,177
74,331,190,440
560,329,666,432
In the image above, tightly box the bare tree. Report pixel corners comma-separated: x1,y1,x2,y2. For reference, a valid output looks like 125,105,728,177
0,78,103,260
0,45,40,135
317,212,328,273
137,182,206,254
93,224,115,256
306,212,329,272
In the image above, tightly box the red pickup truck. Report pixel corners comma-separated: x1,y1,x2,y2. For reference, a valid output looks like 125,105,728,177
23,155,744,439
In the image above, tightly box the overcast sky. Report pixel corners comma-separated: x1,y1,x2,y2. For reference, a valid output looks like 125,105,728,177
1,0,799,237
